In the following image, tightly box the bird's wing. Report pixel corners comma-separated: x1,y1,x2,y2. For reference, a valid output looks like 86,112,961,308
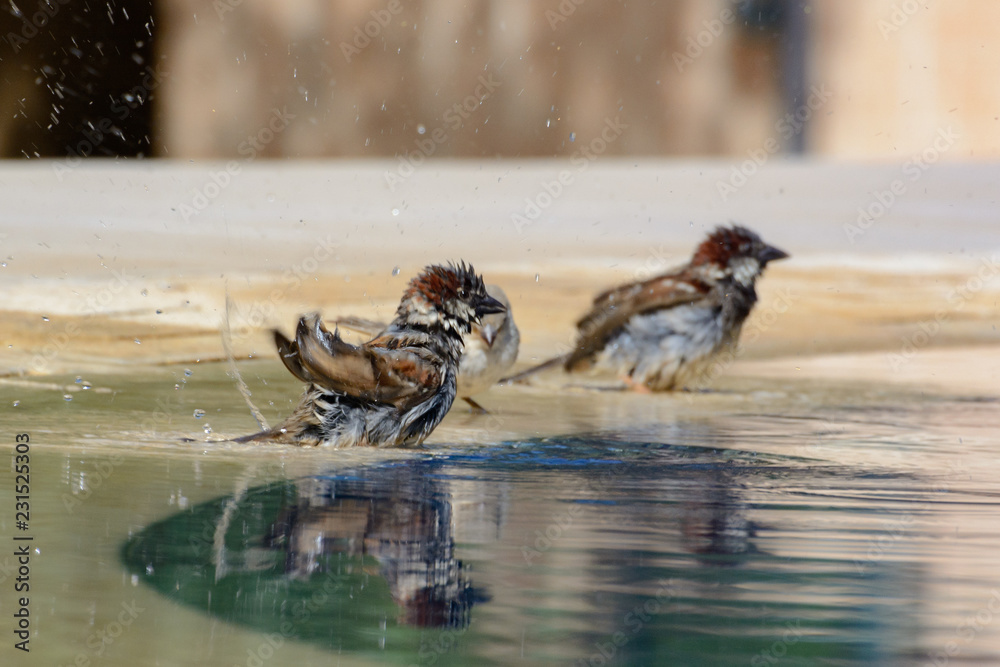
566,275,706,369
333,315,386,339
274,314,442,410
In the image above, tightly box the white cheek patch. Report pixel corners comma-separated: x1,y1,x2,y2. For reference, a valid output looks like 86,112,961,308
407,298,441,327
702,264,727,282
730,258,760,286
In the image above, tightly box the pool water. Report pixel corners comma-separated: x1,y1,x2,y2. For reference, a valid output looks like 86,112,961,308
2,363,1000,666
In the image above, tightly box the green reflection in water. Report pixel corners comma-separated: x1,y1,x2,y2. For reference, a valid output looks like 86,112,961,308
119,435,924,665
121,463,482,661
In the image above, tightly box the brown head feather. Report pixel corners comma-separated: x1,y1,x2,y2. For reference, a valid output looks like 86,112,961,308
690,225,763,267
399,262,485,311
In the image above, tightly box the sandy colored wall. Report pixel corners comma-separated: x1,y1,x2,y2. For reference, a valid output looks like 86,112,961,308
154,0,782,158
810,0,1000,159
3,1,998,158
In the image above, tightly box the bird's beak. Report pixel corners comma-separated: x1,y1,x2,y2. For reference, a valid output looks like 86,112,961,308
758,244,789,265
475,294,506,317
479,323,498,347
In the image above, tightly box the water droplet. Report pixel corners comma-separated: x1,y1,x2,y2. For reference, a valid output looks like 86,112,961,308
417,124,426,135
1,262,6,268
391,208,400,216
266,193,276,203
63,394,73,402
546,118,551,128
193,409,206,419
203,424,212,435
12,401,20,407
184,368,193,377
155,309,162,314
75,376,83,384
141,289,148,296
134,338,141,344
569,132,576,142
391,266,400,276
42,316,49,322
81,382,92,390
535,273,540,282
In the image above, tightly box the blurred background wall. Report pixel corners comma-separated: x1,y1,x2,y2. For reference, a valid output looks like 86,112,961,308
1,0,996,160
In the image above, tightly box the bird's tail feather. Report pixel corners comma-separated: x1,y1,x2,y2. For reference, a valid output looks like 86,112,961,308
500,354,569,384
231,425,299,444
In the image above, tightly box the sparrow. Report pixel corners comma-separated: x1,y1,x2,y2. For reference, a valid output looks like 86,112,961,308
238,262,505,447
508,225,788,391
336,285,519,412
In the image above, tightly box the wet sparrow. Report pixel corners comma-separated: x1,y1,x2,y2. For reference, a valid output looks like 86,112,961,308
509,225,788,391
337,285,519,412
239,263,505,447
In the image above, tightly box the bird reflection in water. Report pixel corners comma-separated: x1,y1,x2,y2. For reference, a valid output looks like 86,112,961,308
599,424,760,562
263,465,489,629
678,468,758,561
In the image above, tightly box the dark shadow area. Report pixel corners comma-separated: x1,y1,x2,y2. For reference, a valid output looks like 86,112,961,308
0,0,157,158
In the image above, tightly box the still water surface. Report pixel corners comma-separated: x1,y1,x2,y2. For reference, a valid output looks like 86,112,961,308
1,363,999,666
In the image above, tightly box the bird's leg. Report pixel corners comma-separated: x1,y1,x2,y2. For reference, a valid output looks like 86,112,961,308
462,396,490,413
620,376,653,394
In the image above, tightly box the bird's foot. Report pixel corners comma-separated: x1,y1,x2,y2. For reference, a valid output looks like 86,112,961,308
462,396,490,414
620,376,654,394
